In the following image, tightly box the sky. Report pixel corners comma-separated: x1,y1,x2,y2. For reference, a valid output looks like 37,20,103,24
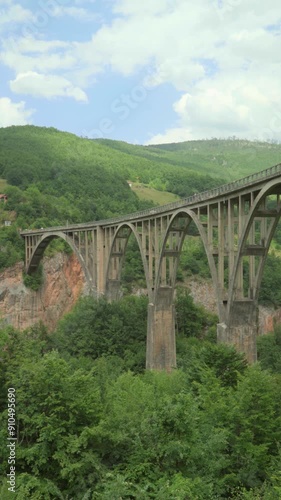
0,0,281,145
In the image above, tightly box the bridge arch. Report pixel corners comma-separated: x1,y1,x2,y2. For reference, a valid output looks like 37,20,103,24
105,222,151,300
228,179,281,313
26,231,93,289
154,208,221,314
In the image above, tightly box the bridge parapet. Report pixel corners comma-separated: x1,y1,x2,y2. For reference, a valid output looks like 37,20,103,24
20,163,281,235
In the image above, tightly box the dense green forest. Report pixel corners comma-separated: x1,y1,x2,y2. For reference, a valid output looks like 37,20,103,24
1,294,281,498
1,126,281,498
96,136,281,188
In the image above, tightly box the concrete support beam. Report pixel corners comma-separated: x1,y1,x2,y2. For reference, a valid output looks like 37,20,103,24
106,279,121,301
146,287,176,371
217,300,258,363
96,227,106,295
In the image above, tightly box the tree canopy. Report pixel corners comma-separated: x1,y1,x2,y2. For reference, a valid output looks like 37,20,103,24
1,294,281,498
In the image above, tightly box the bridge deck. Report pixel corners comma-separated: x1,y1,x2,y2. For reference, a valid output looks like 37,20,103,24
20,162,281,236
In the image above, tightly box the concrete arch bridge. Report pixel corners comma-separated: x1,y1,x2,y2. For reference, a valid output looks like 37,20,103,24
21,163,281,370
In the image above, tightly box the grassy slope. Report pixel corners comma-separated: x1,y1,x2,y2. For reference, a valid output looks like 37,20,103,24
129,182,180,204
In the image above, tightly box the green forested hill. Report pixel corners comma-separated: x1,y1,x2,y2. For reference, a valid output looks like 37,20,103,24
1,127,281,220
0,125,227,213
1,126,281,227
97,136,281,181
0,126,144,226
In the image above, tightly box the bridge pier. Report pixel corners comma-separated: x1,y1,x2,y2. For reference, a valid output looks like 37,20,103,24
217,301,258,363
106,279,122,301
146,288,176,371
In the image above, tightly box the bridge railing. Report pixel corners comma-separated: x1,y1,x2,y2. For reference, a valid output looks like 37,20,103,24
97,162,281,225
20,162,281,234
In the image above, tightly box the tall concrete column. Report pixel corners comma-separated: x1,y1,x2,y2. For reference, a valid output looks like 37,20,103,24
146,287,176,371
106,279,122,301
217,300,258,363
96,227,106,295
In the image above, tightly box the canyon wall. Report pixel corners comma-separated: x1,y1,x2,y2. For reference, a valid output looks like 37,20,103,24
0,253,86,331
0,254,279,334
186,277,281,335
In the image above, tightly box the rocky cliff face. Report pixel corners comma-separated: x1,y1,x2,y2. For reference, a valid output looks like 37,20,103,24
186,277,281,335
0,255,279,335
0,253,86,331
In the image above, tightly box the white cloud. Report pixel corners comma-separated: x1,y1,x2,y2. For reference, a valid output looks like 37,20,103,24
91,0,281,143
0,3,34,31
1,0,281,141
73,0,97,4
0,97,34,127
112,0,174,17
146,74,281,144
0,38,77,74
146,127,194,145
51,5,100,22
10,72,88,101
15,38,70,53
